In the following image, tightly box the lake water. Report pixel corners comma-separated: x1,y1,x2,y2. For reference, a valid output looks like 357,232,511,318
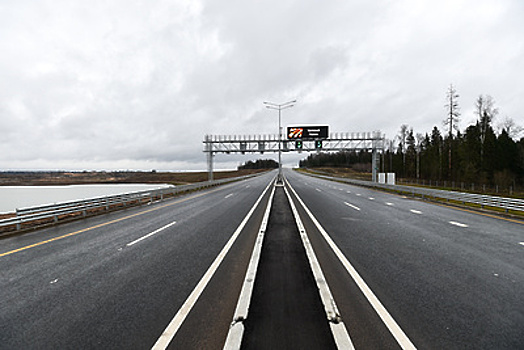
0,184,174,214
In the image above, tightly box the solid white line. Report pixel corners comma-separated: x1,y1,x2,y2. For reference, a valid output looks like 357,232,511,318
344,202,361,211
284,183,355,349
151,178,275,350
223,185,276,350
288,184,417,350
450,221,468,228
126,221,177,247
410,210,422,215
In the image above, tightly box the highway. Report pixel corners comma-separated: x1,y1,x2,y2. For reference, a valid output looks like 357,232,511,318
0,169,523,349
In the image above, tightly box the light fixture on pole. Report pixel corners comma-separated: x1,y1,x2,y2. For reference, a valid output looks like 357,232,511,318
263,99,296,182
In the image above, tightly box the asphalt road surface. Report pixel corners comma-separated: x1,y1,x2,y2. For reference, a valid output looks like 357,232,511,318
1,169,522,349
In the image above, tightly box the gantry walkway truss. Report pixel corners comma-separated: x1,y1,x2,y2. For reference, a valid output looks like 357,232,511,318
203,131,385,181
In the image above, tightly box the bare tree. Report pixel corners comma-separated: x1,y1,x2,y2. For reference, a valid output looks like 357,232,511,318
475,94,498,145
475,94,498,167
498,116,523,140
444,84,460,178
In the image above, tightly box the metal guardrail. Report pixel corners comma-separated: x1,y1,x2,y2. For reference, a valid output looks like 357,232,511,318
0,174,257,233
306,173,524,214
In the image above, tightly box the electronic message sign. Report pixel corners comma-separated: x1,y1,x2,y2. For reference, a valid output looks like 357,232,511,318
287,125,329,140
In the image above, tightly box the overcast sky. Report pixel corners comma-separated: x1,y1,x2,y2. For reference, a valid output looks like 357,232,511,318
1,0,523,171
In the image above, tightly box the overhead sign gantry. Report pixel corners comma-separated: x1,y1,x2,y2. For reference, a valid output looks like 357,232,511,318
203,130,385,182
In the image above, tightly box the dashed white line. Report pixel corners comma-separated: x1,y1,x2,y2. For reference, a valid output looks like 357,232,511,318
344,202,361,211
519,242,524,246
385,202,394,206
346,191,351,194
450,221,468,228
225,193,234,199
369,197,375,200
316,188,322,192
356,193,362,196
127,221,177,247
410,210,422,215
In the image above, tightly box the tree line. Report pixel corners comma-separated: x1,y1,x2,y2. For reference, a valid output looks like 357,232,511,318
300,86,524,188
238,159,279,170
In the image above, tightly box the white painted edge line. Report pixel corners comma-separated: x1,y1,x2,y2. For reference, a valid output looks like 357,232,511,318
449,221,468,228
151,177,275,350
344,202,361,211
284,182,355,350
223,184,276,350
127,221,177,247
288,183,417,350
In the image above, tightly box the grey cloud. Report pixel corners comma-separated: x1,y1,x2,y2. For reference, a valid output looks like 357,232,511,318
1,0,523,171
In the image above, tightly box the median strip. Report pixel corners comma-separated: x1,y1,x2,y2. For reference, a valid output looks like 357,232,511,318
284,182,355,349
287,182,417,350
223,183,276,349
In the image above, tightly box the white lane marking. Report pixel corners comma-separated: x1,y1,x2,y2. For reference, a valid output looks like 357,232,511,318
344,202,361,211
152,178,275,350
284,184,355,349
386,202,394,206
316,188,322,192
287,183,417,350
410,210,422,215
346,191,351,194
369,197,375,200
127,221,177,247
356,193,362,196
450,221,468,228
223,185,276,349
50,279,59,284
519,242,524,246
245,185,251,188
225,193,234,199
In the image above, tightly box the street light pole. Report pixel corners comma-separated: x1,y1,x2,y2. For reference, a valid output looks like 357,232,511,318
263,100,296,183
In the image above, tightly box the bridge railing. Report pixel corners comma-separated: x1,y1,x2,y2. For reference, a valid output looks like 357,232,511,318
0,174,257,233
307,173,524,214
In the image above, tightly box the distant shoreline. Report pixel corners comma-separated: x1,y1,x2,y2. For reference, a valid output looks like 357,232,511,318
0,169,265,187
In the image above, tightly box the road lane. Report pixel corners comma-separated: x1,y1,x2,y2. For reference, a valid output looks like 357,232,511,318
286,169,524,349
0,172,275,349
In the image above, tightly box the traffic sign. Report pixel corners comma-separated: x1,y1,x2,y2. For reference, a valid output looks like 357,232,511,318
287,125,329,140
